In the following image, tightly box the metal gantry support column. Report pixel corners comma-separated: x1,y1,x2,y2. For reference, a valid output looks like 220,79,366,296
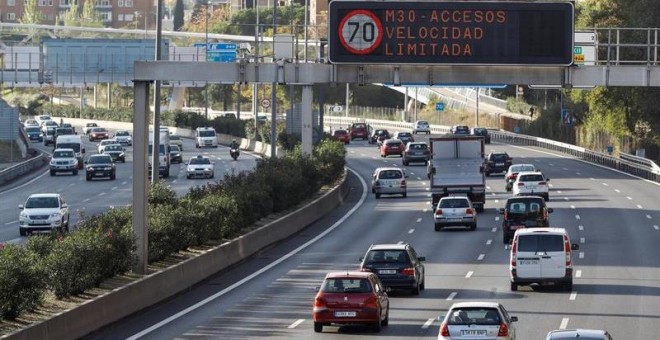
133,80,150,275
301,85,313,155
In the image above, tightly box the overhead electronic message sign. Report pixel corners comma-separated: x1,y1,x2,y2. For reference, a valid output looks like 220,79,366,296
328,1,574,65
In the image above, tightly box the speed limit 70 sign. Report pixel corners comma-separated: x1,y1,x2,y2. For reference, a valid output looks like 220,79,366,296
337,10,383,55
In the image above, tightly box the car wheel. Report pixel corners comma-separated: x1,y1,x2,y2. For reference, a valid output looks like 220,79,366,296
485,171,490,177
402,192,407,198
544,194,550,201
163,171,170,178
122,158,126,163
313,322,323,333
503,234,511,244
50,170,55,176
373,311,383,332
470,223,477,231
375,193,381,199
411,283,420,295
86,175,92,181
563,280,573,291
476,205,484,213
510,282,518,291
420,277,425,290
19,228,27,237
210,173,214,179
110,173,116,180
434,224,441,232
403,160,408,166
382,307,389,326
73,169,78,175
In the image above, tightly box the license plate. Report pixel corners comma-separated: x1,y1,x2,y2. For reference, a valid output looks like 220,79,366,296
447,218,462,222
519,260,539,265
334,311,356,317
379,269,397,274
496,163,504,166
461,330,487,336
95,173,104,176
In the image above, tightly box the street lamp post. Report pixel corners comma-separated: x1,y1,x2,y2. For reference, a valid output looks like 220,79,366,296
204,4,209,120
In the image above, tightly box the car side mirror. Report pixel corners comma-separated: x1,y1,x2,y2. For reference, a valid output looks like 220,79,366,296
546,178,550,181
499,208,505,214
314,286,320,292
84,160,88,164
418,256,426,262
61,203,68,208
18,204,24,209
510,316,518,322
184,162,188,165
571,244,579,251
82,148,85,154
359,257,364,262
431,167,436,174
547,208,554,213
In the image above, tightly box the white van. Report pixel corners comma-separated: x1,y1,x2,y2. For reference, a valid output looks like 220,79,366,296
195,127,218,148
55,134,85,169
509,228,579,291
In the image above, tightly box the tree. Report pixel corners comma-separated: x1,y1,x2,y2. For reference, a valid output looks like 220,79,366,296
19,0,44,43
173,0,185,31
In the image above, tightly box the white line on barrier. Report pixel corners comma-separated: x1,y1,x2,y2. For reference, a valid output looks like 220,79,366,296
126,168,370,340
287,319,304,329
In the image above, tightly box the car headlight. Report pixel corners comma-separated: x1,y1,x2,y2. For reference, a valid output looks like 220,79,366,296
87,166,94,171
104,167,112,170
49,212,62,219
19,212,27,219
119,152,125,157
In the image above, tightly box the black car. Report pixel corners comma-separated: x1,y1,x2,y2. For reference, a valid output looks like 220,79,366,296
369,129,390,145
359,243,425,295
470,127,491,144
499,196,553,243
85,154,116,181
102,144,126,163
169,144,183,164
451,125,470,135
484,151,512,176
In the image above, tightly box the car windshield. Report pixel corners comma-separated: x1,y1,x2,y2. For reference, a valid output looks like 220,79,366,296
53,150,74,158
474,128,487,133
190,157,211,165
86,123,98,127
170,145,180,152
520,174,545,182
115,131,129,136
88,156,111,164
417,121,429,126
365,250,409,264
92,128,106,132
25,197,59,209
170,135,180,140
333,130,347,136
378,170,403,179
447,307,501,325
386,141,402,147
321,278,372,293
517,234,564,252
440,199,469,208
104,145,122,151
26,127,40,133
198,130,215,137
398,133,412,138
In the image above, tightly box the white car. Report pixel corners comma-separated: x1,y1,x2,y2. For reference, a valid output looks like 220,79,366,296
439,301,518,339
412,120,431,134
371,167,407,198
512,171,550,201
504,164,537,192
546,329,613,340
98,138,119,153
433,196,477,231
23,119,39,128
186,155,215,179
18,193,70,236
49,148,79,176
113,130,133,146
510,228,579,291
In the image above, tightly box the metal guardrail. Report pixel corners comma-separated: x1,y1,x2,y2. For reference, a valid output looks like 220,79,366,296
325,116,660,183
0,153,46,186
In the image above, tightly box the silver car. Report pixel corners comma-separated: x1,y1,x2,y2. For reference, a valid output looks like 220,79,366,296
433,196,477,231
412,120,431,134
546,329,613,340
371,167,407,198
439,302,517,340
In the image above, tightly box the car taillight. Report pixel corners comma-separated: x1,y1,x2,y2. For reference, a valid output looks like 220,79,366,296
504,210,509,220
564,235,572,267
362,296,379,309
539,181,546,186
360,267,372,272
401,179,406,188
507,174,517,180
402,267,415,276
518,183,525,186
439,322,450,336
374,180,381,188
497,322,509,336
435,208,443,215
465,208,474,215
511,239,517,267
313,296,327,311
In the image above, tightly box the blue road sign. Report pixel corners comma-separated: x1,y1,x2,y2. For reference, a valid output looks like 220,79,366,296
435,102,445,111
561,108,571,125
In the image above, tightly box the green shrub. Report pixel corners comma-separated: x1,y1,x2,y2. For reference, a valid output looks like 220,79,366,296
0,245,46,320
313,139,347,183
149,181,177,206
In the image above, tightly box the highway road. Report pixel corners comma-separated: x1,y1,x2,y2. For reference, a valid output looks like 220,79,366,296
0,132,259,245
76,135,660,339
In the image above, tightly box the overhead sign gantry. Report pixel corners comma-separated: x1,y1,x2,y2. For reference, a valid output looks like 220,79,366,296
329,1,574,66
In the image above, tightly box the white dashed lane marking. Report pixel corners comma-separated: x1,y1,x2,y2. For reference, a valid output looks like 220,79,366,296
408,229,415,234
602,182,609,186
447,292,458,300
637,205,643,209
564,197,569,201
579,252,584,259
287,319,304,329
575,215,581,220
570,205,576,209
491,227,497,232
569,292,578,300
615,189,621,193
647,215,653,219
111,186,118,191
422,318,435,329
557,190,562,194
486,239,492,245
465,271,474,279
580,237,585,244
83,198,90,202
477,254,485,261
654,225,659,230
627,196,633,200
416,218,422,223
575,270,582,278
590,177,595,181
578,225,584,231
559,318,570,329
495,217,500,221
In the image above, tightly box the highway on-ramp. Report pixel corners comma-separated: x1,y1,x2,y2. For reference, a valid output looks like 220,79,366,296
79,136,660,339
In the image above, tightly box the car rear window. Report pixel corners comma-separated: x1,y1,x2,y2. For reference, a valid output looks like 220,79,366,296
519,174,545,181
351,123,367,130
512,165,535,173
409,143,428,150
365,250,409,264
517,234,564,252
491,154,508,161
378,170,403,179
507,200,543,214
447,307,501,325
386,141,402,146
440,199,469,208
321,278,372,293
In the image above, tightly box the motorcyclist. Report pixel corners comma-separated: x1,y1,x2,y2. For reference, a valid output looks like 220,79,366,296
229,139,240,150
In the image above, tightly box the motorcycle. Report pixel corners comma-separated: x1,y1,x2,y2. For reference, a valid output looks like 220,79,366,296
230,148,240,160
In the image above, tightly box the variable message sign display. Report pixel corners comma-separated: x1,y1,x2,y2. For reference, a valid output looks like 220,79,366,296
329,1,574,65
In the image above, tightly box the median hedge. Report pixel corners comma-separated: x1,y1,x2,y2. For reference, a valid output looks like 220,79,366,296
0,139,346,320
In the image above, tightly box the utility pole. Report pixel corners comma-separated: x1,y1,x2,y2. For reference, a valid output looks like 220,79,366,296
151,0,163,182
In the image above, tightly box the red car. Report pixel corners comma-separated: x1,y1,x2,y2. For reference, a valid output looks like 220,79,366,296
331,129,350,144
349,122,368,141
88,127,109,142
313,271,390,333
380,139,404,158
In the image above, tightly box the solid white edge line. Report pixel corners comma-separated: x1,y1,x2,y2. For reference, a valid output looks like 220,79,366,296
126,167,369,340
559,317,570,329
447,292,458,300
0,163,51,195
287,319,305,329
422,318,435,329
